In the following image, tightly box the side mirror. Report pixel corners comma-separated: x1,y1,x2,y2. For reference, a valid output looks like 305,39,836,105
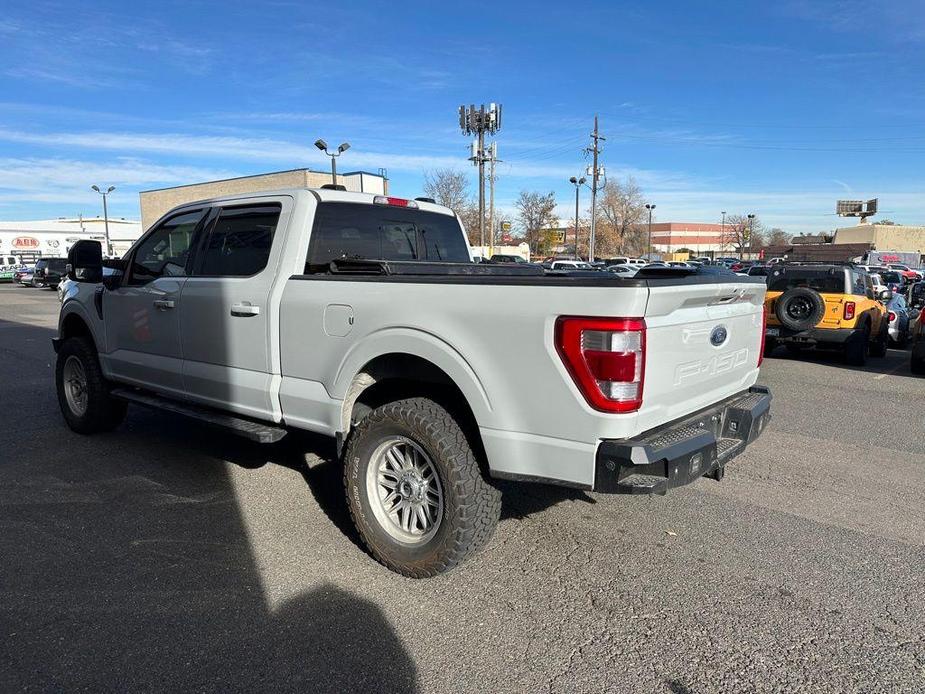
67,240,103,283
878,288,892,301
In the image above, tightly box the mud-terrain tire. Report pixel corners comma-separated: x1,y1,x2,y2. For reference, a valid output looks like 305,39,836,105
56,336,127,434
344,397,501,578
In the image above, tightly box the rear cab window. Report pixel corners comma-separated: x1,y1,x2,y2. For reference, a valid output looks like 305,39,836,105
305,202,470,273
767,269,847,294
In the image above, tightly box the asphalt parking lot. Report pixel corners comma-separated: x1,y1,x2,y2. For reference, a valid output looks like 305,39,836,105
1,283,923,693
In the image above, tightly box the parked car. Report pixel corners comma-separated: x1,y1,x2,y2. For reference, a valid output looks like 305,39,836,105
55,188,771,577
887,263,923,283
605,264,639,277
746,265,769,277
884,292,912,347
549,260,594,270
489,254,528,264
764,263,888,365
910,310,925,374
32,257,68,289
15,266,35,286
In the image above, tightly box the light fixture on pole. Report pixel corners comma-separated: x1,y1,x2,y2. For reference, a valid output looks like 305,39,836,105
746,213,756,261
314,139,350,185
91,185,115,257
645,203,656,259
569,176,586,260
721,211,727,256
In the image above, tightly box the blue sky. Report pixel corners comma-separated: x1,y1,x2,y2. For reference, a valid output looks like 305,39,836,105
0,0,923,233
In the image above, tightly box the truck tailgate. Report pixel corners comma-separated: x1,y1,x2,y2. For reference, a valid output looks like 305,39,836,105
635,280,766,434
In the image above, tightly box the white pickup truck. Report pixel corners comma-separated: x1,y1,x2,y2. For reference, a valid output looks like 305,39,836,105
55,188,771,577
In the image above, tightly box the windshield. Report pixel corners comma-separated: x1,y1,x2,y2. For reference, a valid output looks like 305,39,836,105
880,271,903,284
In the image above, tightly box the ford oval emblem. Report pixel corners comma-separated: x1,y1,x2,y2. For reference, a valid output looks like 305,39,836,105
710,325,728,347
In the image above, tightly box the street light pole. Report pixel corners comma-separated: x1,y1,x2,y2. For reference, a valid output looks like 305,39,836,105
645,203,656,259
90,185,115,257
314,139,351,185
746,213,756,261
569,176,586,260
721,210,726,258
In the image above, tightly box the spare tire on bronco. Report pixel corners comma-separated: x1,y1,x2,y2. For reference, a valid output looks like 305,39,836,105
775,287,826,331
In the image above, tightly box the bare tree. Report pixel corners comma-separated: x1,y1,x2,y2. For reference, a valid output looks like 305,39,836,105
597,177,648,256
423,169,470,211
721,214,765,256
766,227,791,246
514,191,558,255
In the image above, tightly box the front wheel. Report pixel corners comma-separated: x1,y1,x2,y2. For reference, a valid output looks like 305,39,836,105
344,397,501,578
56,337,127,434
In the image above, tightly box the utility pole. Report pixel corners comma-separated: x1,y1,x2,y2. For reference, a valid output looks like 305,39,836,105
460,103,502,249
584,115,606,262
487,142,499,253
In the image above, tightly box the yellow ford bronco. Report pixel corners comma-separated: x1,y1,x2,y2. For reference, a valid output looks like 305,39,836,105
764,263,889,365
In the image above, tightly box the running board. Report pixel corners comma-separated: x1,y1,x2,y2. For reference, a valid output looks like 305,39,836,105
110,388,287,444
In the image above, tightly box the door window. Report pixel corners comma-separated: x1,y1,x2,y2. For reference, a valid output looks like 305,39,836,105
195,204,281,277
128,210,204,285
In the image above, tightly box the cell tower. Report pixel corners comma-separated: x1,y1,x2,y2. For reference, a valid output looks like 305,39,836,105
459,103,502,247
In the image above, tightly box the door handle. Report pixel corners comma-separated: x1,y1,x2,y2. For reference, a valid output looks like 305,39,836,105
231,303,260,317
153,299,175,310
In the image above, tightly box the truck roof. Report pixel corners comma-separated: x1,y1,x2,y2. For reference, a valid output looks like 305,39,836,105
171,187,457,217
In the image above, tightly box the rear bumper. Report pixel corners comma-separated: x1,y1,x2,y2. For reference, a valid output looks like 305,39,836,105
766,326,859,345
594,386,772,495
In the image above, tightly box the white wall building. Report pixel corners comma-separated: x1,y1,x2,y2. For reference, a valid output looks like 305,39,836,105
0,217,143,260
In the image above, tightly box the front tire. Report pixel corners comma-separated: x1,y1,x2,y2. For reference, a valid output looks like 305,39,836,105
344,397,501,578
55,337,127,434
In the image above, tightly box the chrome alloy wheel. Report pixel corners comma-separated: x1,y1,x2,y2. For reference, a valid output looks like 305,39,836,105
62,355,89,417
366,436,444,544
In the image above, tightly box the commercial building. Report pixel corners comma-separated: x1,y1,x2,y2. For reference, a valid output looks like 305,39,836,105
833,223,925,254
139,168,389,230
0,217,142,260
649,222,729,254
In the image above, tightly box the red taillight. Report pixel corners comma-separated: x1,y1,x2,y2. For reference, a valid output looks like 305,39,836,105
555,317,645,413
888,311,896,322
844,301,856,320
758,306,768,367
373,195,418,209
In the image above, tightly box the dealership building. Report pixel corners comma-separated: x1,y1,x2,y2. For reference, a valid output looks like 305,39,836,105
139,167,389,230
0,217,143,261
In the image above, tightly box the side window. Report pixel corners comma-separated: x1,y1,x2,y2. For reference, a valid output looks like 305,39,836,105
196,204,281,277
128,210,204,285
864,274,875,298
851,271,866,297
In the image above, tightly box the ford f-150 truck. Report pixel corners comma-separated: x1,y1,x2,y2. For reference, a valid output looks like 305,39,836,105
54,188,771,577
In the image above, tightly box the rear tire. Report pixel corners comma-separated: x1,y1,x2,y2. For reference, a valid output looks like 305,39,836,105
845,325,869,366
55,337,127,434
344,397,501,578
870,324,888,358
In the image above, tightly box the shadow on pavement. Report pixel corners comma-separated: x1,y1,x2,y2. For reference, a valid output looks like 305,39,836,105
0,316,417,692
